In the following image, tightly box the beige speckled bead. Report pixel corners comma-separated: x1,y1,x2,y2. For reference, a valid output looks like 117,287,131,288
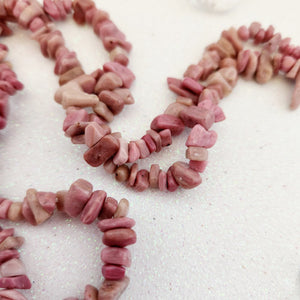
115,165,130,182
7,202,23,222
93,101,114,122
103,159,117,174
26,189,52,225
114,198,129,218
186,147,208,161
62,90,99,109
59,66,84,86
176,96,193,106
164,102,187,117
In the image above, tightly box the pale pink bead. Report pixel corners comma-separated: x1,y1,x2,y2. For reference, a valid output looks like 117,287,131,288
199,51,221,79
0,258,26,277
134,169,149,192
264,33,281,53
170,162,202,189
0,289,27,300
93,101,114,122
198,88,220,104
22,197,36,225
99,90,125,115
272,53,283,75
149,164,160,188
256,51,273,84
103,158,117,174
0,250,20,264
103,62,135,88
80,190,106,224
221,27,243,52
184,64,204,81
280,55,296,73
0,199,12,219
179,106,215,130
0,275,31,289
98,197,118,220
182,77,204,94
279,38,291,53
249,22,261,39
189,160,208,173
98,217,136,232
18,1,44,28
197,99,225,123
127,163,138,187
98,276,129,300
243,51,259,80
151,114,185,136
0,228,14,244
103,228,137,247
102,264,125,281
237,49,250,74
167,77,198,104
101,247,131,267
85,122,107,148
164,102,187,118
114,198,129,218
25,189,52,225
135,139,150,159
237,25,249,41
114,88,134,104
218,67,238,88
94,72,123,94
286,59,300,79
64,179,93,217
254,29,265,45
113,138,128,165
37,192,56,214
84,284,98,300
44,0,61,20
158,171,168,192
263,25,275,42
186,147,208,161
186,124,217,148
159,129,172,147
127,141,140,163
146,129,162,152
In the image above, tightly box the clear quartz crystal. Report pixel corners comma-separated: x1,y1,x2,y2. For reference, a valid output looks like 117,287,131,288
190,0,241,12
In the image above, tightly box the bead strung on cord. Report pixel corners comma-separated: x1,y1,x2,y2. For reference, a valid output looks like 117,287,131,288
0,179,137,299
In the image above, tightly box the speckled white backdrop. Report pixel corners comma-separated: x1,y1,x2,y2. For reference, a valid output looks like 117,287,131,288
0,0,300,299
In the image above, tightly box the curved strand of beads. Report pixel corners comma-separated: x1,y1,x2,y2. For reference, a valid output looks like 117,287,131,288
0,179,137,299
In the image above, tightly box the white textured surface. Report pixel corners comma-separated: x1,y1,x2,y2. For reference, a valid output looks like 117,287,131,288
0,0,300,299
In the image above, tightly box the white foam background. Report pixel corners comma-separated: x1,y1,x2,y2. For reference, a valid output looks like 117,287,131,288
0,0,300,299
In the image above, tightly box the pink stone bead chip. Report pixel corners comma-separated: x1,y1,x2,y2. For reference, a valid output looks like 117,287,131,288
0,178,136,299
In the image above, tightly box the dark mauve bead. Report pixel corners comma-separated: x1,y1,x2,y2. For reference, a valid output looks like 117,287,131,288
170,161,202,189
167,168,179,192
179,106,215,130
98,197,118,220
102,228,137,247
151,114,184,136
134,169,149,192
84,134,119,167
0,275,31,289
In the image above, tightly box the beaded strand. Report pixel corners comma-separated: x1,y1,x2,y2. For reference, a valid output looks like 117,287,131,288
0,179,137,299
